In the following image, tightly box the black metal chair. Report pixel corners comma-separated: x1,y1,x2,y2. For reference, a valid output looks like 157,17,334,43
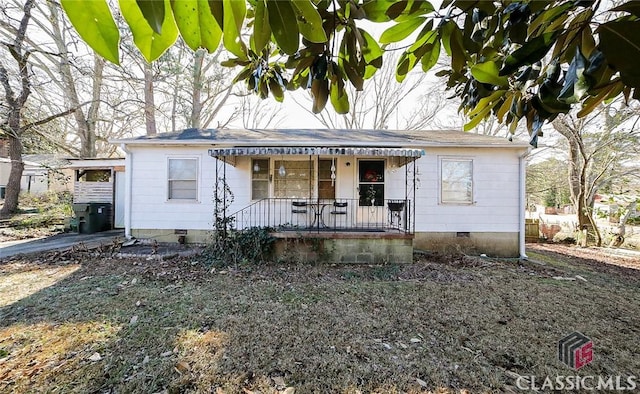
291,201,309,228
330,201,348,228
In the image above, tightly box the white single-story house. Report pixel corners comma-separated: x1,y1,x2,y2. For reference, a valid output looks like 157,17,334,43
113,128,530,261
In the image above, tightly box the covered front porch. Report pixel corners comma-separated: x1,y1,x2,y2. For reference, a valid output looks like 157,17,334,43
209,146,422,235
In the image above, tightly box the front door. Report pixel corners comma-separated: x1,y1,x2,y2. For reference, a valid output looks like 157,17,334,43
356,159,385,229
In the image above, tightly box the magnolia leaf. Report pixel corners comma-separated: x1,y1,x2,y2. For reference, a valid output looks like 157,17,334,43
449,24,466,73
361,0,397,22
136,0,164,34
610,2,640,17
292,0,327,43
558,47,588,104
496,93,515,122
60,0,120,64
330,76,349,114
577,81,619,118
311,78,329,113
172,0,222,52
394,0,436,22
222,0,247,59
357,28,383,68
421,38,440,72
527,2,573,37
598,20,640,88
466,90,505,118
471,61,508,86
119,0,178,62
268,78,284,102
267,0,299,55
380,17,427,44
500,32,557,76
252,0,271,54
408,20,435,52
464,103,494,131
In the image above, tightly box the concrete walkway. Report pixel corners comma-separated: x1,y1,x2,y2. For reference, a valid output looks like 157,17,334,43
0,230,125,259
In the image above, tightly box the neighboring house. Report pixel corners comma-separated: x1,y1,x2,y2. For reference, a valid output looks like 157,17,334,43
0,154,73,198
113,128,530,260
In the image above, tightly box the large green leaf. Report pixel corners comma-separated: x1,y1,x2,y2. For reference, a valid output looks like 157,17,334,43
267,0,300,55
380,17,427,44
500,32,557,76
292,0,327,43
471,61,508,86
357,28,383,68
251,0,271,54
60,0,120,64
172,0,222,52
223,0,247,59
394,0,435,22
448,24,466,73
136,0,164,34
361,0,396,22
610,2,640,17
119,0,178,62
330,75,349,114
311,78,329,113
598,20,640,88
557,48,589,104
420,38,440,72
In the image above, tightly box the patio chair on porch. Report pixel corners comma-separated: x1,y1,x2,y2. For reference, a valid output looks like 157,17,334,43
330,201,348,228
291,201,309,228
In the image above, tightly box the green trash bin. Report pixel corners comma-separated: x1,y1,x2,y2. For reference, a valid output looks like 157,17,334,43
73,202,112,233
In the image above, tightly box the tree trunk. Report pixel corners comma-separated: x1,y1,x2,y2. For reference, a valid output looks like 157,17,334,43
144,61,157,136
0,0,34,216
49,1,101,158
190,49,205,129
0,137,25,217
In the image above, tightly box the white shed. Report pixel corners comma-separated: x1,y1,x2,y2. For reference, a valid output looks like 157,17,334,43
113,129,530,259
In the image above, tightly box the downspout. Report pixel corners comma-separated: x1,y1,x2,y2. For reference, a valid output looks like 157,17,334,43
121,143,133,239
519,148,531,259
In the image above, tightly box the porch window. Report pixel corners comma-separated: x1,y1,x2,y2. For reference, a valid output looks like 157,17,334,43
274,160,314,198
251,159,269,199
318,159,336,199
358,160,384,206
168,158,198,200
440,158,473,204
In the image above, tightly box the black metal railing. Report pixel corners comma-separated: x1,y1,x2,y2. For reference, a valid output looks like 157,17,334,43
228,198,413,234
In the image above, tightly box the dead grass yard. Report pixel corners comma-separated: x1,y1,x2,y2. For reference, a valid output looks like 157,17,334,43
0,244,638,393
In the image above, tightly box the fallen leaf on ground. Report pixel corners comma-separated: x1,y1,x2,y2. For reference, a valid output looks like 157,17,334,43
88,352,102,362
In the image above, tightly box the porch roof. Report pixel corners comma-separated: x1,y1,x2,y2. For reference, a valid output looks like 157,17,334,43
207,146,424,158
112,128,530,149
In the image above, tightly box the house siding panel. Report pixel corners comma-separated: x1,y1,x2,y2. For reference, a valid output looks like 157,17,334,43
413,148,522,233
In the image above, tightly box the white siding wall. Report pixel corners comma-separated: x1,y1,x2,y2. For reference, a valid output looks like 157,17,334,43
130,146,245,231
128,146,522,234
412,147,522,233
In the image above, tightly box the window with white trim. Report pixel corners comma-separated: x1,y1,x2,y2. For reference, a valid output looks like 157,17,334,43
440,158,473,204
168,158,198,200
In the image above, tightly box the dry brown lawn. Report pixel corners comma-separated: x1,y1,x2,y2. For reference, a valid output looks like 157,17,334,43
0,244,638,393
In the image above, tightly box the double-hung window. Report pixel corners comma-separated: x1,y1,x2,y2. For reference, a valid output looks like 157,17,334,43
440,158,473,204
251,159,269,200
168,158,198,200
